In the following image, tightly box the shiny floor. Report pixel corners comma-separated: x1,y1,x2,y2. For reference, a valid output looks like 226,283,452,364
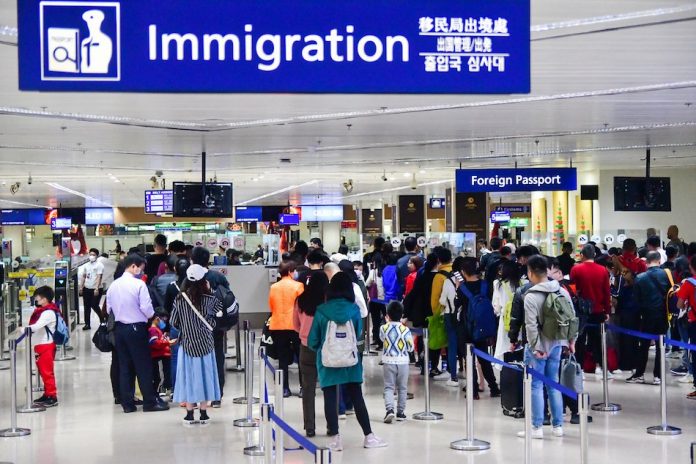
0,324,694,464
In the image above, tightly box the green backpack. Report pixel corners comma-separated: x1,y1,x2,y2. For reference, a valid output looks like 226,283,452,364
541,291,579,341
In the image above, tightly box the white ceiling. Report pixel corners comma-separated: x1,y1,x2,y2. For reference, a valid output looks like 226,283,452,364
1,1,695,210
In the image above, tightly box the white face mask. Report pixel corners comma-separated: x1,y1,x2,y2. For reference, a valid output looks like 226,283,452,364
89,255,97,262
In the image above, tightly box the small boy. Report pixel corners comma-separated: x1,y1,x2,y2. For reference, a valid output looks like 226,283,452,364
148,313,173,396
26,286,61,407
379,301,414,423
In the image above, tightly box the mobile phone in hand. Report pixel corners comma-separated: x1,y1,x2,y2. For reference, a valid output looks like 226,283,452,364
453,271,464,282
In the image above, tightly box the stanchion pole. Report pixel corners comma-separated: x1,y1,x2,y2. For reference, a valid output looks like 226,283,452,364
0,297,10,369
33,367,44,393
523,365,532,464
362,314,378,356
579,392,590,464
591,323,621,412
261,403,274,464
233,322,258,404
228,321,244,372
314,448,331,464
451,344,490,450
647,335,681,435
244,346,267,456
234,331,259,427
274,369,284,464
0,339,31,437
17,331,44,414
412,328,443,421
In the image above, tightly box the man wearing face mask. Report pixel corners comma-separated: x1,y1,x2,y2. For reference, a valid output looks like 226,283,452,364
106,254,169,414
79,247,105,330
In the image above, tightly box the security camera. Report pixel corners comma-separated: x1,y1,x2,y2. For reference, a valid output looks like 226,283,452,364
27,174,33,185
155,170,164,178
10,182,20,195
410,173,418,190
343,179,354,193
381,170,388,182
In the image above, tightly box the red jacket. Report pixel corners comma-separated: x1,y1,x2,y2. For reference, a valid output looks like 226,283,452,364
29,303,60,325
618,252,647,275
570,261,611,316
148,326,171,358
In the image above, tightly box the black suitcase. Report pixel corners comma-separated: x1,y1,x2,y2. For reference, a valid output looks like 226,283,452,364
500,349,524,418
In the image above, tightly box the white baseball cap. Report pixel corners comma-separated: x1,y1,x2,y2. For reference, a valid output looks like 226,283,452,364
186,264,208,282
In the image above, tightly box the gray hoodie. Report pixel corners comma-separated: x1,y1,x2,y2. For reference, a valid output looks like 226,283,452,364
524,279,573,353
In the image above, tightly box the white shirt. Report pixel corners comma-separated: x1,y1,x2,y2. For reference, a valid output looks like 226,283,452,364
353,283,368,318
656,247,667,265
106,273,155,324
28,310,57,345
439,277,458,315
80,260,104,289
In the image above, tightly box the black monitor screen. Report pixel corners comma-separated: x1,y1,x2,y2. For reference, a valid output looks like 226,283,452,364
613,177,671,212
261,206,285,222
580,185,599,201
173,183,233,217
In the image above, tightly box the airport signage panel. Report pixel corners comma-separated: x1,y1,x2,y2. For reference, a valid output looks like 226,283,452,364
85,207,114,224
145,190,173,214
456,168,577,193
300,205,344,222
235,206,263,222
18,0,530,94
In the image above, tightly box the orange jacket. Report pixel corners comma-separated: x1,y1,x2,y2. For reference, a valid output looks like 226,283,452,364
269,276,304,331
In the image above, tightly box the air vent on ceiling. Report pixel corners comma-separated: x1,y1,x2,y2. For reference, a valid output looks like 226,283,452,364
280,158,292,163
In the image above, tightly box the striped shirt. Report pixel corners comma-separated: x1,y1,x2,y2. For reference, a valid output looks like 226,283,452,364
170,293,221,357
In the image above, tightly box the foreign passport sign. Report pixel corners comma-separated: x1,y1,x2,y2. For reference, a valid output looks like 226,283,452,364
456,168,577,193
18,0,530,93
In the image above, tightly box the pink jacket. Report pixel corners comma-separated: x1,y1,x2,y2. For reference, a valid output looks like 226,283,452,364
292,300,314,347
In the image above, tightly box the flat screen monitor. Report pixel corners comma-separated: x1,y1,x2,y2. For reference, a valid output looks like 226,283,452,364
490,210,511,223
279,213,300,226
51,217,72,230
85,208,114,225
0,208,53,225
235,206,263,222
59,207,86,224
145,190,173,214
614,177,671,211
172,183,233,217
429,197,446,209
300,205,343,222
580,185,599,201
261,206,285,222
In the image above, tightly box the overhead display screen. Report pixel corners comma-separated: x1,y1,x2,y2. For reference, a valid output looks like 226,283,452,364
614,177,671,212
300,205,344,222
85,208,115,225
145,190,173,214
173,182,233,217
235,206,263,222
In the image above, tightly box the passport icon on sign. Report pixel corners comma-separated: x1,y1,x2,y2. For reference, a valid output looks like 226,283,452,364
41,2,120,81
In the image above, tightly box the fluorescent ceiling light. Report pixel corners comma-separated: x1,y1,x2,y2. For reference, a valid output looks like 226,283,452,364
344,179,451,200
0,198,52,209
235,180,319,206
45,182,113,207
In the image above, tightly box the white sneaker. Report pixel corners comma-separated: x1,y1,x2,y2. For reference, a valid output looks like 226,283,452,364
432,372,450,381
611,369,623,376
678,374,694,384
595,368,613,379
329,434,343,452
653,377,661,386
339,414,347,420
364,433,388,448
445,379,459,387
594,367,601,376
517,427,544,439
552,426,564,437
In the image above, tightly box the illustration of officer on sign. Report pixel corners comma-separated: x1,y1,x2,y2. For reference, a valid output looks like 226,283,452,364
80,10,112,73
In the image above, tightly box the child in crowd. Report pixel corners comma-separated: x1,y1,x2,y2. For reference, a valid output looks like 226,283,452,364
379,301,414,423
149,312,173,397
26,286,61,407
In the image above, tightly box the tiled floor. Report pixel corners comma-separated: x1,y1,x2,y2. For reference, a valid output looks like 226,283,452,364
0,327,694,463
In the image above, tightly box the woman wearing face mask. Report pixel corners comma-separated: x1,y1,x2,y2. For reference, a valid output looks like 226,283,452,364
170,264,222,425
79,248,105,330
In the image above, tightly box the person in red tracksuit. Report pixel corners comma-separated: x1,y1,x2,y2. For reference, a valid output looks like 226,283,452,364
149,314,173,395
27,286,61,407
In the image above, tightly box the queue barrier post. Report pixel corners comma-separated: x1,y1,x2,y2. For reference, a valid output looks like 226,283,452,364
234,330,259,428
451,344,490,450
412,328,443,421
228,320,245,372
274,369,284,464
261,403,274,464
33,358,44,393
579,392,590,464
647,334,681,436
314,448,331,464
362,314,378,357
0,339,31,437
591,323,621,412
244,346,268,456
17,330,45,414
523,365,532,464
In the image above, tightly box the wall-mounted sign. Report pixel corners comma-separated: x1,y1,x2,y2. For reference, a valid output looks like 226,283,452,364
391,237,402,248
145,190,173,214
398,195,425,233
417,236,427,248
429,197,446,209
603,234,615,245
300,205,344,222
85,208,114,225
490,209,511,223
361,209,383,234
455,192,487,236
456,168,577,193
577,234,588,245
219,237,231,249
18,0,530,94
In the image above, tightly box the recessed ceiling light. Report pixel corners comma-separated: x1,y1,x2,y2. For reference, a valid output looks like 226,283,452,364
419,169,427,174
403,173,411,177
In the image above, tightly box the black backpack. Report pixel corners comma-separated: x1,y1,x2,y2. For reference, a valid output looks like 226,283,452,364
403,270,436,327
213,285,239,331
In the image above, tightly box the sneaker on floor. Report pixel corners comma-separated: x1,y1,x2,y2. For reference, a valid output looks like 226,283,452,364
345,408,355,415
687,390,696,400
432,371,450,381
338,414,347,420
611,369,623,376
182,411,197,426
445,379,459,387
40,397,58,408
667,350,683,359
552,426,564,437
678,374,694,384
670,366,689,376
33,395,48,404
517,427,543,439
211,400,221,408
364,433,388,449
199,411,210,425
652,377,661,385
626,375,645,384
490,388,501,398
384,409,395,424
329,434,343,452
396,411,407,421
570,414,593,424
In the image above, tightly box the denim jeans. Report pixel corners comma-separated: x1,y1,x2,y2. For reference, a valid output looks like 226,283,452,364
444,314,459,381
677,321,693,374
525,345,563,428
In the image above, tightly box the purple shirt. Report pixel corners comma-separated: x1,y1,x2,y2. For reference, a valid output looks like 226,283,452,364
106,273,154,324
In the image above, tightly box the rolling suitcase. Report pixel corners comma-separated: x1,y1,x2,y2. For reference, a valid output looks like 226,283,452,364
501,349,525,418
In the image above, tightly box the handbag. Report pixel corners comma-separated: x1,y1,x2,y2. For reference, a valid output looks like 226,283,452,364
260,316,278,360
560,354,583,394
92,323,113,353
425,313,447,350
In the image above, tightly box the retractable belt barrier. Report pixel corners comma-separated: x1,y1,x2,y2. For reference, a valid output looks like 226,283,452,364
0,331,42,437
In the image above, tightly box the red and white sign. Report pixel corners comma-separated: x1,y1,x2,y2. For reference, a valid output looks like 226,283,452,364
207,238,219,249
219,238,231,249
194,239,204,247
